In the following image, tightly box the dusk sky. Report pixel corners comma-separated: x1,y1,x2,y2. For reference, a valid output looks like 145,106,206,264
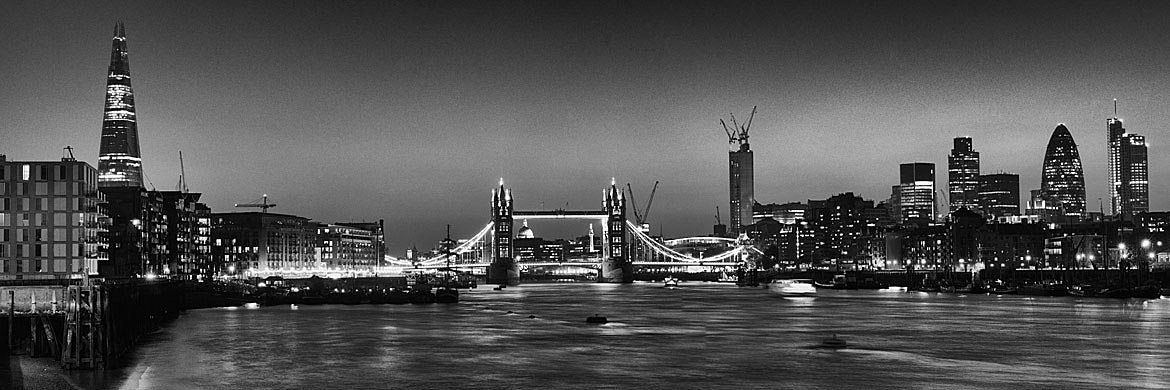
4,1,1170,254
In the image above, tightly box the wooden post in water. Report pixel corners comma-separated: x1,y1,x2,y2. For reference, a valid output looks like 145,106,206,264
7,291,13,353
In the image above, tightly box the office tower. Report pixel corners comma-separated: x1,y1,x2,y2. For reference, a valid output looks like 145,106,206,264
1106,102,1149,219
978,173,1020,219
1040,124,1086,218
98,22,145,188
723,108,757,235
728,135,754,235
898,162,935,223
1118,134,1149,218
948,137,980,213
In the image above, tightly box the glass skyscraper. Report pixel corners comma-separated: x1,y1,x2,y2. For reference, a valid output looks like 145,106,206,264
898,162,935,223
729,142,754,235
1041,124,1086,218
1106,105,1148,219
978,173,1020,218
98,22,144,188
948,137,980,213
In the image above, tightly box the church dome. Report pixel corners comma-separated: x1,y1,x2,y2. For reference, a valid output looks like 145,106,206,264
517,220,535,238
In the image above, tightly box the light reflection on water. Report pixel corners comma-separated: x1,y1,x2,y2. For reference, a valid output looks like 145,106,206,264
53,282,1170,389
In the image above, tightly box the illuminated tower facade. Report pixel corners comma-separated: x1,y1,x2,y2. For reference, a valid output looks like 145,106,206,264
948,137,980,213
1041,124,1086,218
1118,134,1148,219
600,180,631,283
898,162,935,223
722,108,757,235
1106,102,1149,220
98,22,144,188
489,180,517,285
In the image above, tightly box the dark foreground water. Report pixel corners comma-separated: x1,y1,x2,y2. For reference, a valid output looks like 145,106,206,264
27,282,1170,389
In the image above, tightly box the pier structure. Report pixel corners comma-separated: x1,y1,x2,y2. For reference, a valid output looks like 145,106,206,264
2,279,185,369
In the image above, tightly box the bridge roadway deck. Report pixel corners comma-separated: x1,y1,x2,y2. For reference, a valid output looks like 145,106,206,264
415,261,740,269
512,210,608,219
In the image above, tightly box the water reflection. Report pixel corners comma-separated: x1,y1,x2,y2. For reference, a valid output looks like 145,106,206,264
63,283,1170,389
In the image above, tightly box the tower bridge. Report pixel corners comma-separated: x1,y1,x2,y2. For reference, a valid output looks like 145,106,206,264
403,179,762,285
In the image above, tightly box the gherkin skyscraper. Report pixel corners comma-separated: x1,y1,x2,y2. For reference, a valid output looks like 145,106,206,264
1040,124,1086,218
98,22,144,188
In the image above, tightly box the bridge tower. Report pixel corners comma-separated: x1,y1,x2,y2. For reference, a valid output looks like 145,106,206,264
489,180,518,285
600,180,633,283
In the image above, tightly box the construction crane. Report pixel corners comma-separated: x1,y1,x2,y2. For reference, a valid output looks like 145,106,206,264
176,151,189,193
625,181,659,233
721,106,757,149
235,194,277,213
714,206,727,236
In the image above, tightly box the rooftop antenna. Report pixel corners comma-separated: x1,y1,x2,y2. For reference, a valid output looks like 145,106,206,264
1114,98,1118,118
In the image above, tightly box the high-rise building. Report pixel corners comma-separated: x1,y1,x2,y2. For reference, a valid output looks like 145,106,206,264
0,156,109,280
978,173,1020,219
1118,133,1149,219
948,137,980,213
1107,102,1149,219
898,162,935,224
729,142,754,235
1040,124,1087,218
100,187,167,278
724,109,756,235
98,22,145,188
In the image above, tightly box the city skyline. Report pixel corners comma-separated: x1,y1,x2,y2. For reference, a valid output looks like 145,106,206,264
5,1,1170,252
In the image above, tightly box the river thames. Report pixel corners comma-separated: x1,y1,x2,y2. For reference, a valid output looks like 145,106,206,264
30,282,1170,389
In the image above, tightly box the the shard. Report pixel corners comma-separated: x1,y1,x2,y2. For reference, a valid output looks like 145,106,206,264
98,22,144,188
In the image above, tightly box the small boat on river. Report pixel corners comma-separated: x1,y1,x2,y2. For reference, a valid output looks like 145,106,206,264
769,279,817,297
820,335,847,349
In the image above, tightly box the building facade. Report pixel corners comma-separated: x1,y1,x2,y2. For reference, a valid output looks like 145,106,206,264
898,162,936,224
1040,124,1086,218
333,220,386,264
0,157,108,280
978,173,1020,219
1107,107,1150,220
1118,134,1149,219
211,212,317,276
729,142,754,235
158,191,210,280
98,22,145,188
316,223,378,272
948,137,980,213
100,187,167,279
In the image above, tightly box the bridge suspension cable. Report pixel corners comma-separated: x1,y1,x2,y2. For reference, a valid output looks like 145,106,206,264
417,222,494,267
625,220,754,263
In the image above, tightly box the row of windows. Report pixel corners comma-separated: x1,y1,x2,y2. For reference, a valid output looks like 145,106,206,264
0,212,95,227
0,243,89,258
1,197,93,212
0,164,94,183
0,228,92,242
1,259,86,274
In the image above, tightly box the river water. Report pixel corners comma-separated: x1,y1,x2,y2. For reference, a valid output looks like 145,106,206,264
32,282,1170,389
